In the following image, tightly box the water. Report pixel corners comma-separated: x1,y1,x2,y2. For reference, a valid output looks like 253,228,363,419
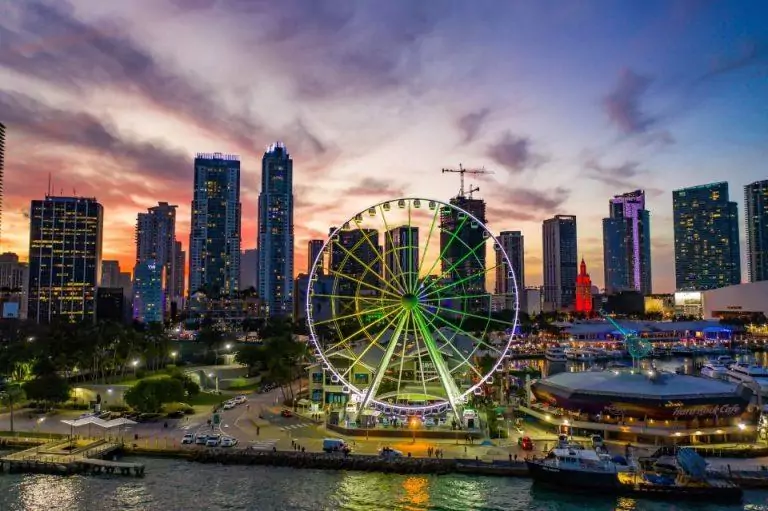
0,457,768,510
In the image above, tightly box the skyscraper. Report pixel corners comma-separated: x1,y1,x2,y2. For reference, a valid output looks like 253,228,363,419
308,239,324,275
258,143,294,316
240,248,258,291
0,122,5,246
189,153,241,298
542,215,577,311
602,190,652,295
28,196,103,323
100,260,121,288
132,260,163,323
745,180,768,283
495,231,524,312
174,240,185,301
136,202,178,311
329,228,381,298
673,182,740,290
385,226,418,290
440,196,488,311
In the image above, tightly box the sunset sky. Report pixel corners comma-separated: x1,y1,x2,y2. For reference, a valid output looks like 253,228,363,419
1,0,767,293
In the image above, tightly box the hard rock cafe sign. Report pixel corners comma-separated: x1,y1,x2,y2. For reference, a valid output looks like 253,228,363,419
669,403,742,418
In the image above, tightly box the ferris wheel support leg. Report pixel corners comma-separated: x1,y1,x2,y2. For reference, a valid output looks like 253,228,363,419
413,310,463,425
359,312,409,411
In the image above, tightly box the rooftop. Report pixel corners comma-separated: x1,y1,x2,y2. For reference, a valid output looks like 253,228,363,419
564,319,731,336
537,370,741,400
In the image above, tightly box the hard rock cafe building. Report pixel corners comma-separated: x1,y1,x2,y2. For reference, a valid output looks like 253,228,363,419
521,370,757,446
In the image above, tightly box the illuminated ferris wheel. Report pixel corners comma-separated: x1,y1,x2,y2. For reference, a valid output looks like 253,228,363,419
305,198,519,420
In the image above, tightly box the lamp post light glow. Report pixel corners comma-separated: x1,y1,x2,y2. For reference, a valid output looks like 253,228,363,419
132,359,139,377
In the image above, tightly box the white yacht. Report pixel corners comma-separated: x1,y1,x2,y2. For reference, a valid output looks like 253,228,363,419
545,346,568,363
716,355,734,367
700,361,728,380
727,363,768,391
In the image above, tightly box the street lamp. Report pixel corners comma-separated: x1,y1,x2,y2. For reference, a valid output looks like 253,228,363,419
132,359,139,377
170,351,178,364
208,372,219,394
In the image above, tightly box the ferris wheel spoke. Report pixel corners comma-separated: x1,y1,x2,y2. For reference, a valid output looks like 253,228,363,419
417,213,471,293
311,302,400,327
331,267,402,300
408,311,433,405
420,260,502,301
379,204,410,295
420,301,514,333
416,204,440,290
418,233,487,298
415,307,486,381
360,312,410,410
333,230,405,296
339,309,404,382
324,306,403,353
417,305,503,357
394,311,411,405
420,293,496,302
411,308,463,422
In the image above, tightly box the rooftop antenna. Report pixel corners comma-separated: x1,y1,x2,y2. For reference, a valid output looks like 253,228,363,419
467,184,480,199
441,164,493,198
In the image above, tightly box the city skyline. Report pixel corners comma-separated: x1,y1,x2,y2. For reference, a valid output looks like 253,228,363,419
1,1,767,293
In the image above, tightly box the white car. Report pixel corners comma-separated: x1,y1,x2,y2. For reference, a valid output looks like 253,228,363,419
206,434,221,447
223,400,236,410
220,436,238,447
195,434,208,445
234,395,247,405
181,433,195,445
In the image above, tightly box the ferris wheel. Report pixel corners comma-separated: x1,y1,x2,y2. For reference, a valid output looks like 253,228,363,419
305,198,519,421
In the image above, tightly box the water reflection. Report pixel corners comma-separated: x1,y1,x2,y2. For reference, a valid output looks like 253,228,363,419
19,474,81,511
399,476,429,510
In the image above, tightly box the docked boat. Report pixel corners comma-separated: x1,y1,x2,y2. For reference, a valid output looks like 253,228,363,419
716,355,734,366
670,344,693,356
700,361,728,380
727,363,768,392
528,446,742,503
544,346,567,363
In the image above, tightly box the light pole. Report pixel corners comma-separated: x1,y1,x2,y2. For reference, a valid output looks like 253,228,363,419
132,359,139,377
170,351,178,364
208,372,219,394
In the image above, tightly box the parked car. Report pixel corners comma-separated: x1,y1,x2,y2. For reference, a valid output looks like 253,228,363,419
181,434,195,445
234,395,247,405
518,436,534,451
281,409,293,418
206,434,221,447
220,436,238,447
223,400,236,410
379,447,402,458
195,434,209,445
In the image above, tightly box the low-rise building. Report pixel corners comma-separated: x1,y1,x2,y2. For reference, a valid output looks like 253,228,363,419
701,281,768,321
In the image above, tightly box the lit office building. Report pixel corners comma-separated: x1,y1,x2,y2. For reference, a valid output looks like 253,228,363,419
133,260,164,323
495,231,524,312
745,180,768,283
542,215,577,311
602,190,652,295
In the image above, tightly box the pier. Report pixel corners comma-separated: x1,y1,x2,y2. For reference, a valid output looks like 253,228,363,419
0,439,145,477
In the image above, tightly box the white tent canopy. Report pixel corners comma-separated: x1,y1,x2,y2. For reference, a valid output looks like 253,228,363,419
61,417,137,429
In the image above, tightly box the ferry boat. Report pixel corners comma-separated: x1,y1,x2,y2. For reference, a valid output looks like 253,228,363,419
544,346,567,363
700,361,728,380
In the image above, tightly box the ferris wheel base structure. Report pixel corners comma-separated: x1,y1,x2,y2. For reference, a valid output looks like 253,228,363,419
305,197,520,427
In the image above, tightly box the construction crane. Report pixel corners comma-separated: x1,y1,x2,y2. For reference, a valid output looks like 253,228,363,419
467,185,480,199
441,164,493,198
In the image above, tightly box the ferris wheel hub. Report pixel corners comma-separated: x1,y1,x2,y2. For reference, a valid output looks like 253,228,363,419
401,293,419,310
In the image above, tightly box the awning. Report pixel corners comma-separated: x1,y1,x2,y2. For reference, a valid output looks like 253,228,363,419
61,417,137,429
297,398,310,406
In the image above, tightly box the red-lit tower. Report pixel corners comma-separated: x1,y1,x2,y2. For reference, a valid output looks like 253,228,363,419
575,258,593,314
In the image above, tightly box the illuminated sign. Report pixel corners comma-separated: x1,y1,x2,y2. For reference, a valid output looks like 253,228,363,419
674,292,702,305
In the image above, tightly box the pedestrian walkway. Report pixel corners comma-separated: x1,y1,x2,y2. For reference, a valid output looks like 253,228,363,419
279,423,312,431
249,439,278,451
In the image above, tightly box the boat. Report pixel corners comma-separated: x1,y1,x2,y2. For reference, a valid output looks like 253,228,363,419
528,446,742,503
525,446,623,490
700,361,728,380
727,362,768,391
670,344,693,356
716,355,734,367
544,346,567,363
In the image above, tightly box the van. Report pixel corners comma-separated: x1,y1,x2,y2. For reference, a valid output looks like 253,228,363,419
322,438,347,453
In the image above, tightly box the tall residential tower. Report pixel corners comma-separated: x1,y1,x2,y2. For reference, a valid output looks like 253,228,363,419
602,190,652,295
495,231,524,312
189,153,241,298
257,143,294,316
673,182,740,290
542,215,577,311
745,180,768,283
27,196,103,323
136,202,178,313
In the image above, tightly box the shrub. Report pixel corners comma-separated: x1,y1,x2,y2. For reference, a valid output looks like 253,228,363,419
134,369,147,380
107,404,130,413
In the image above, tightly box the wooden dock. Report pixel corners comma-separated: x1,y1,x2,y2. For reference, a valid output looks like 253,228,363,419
0,439,145,477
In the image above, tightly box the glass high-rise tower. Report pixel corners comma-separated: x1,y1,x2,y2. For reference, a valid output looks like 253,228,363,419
673,182,740,290
136,202,179,313
28,196,103,323
189,153,241,298
542,215,577,311
257,143,294,316
602,190,652,295
745,180,768,283
495,231,524,312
